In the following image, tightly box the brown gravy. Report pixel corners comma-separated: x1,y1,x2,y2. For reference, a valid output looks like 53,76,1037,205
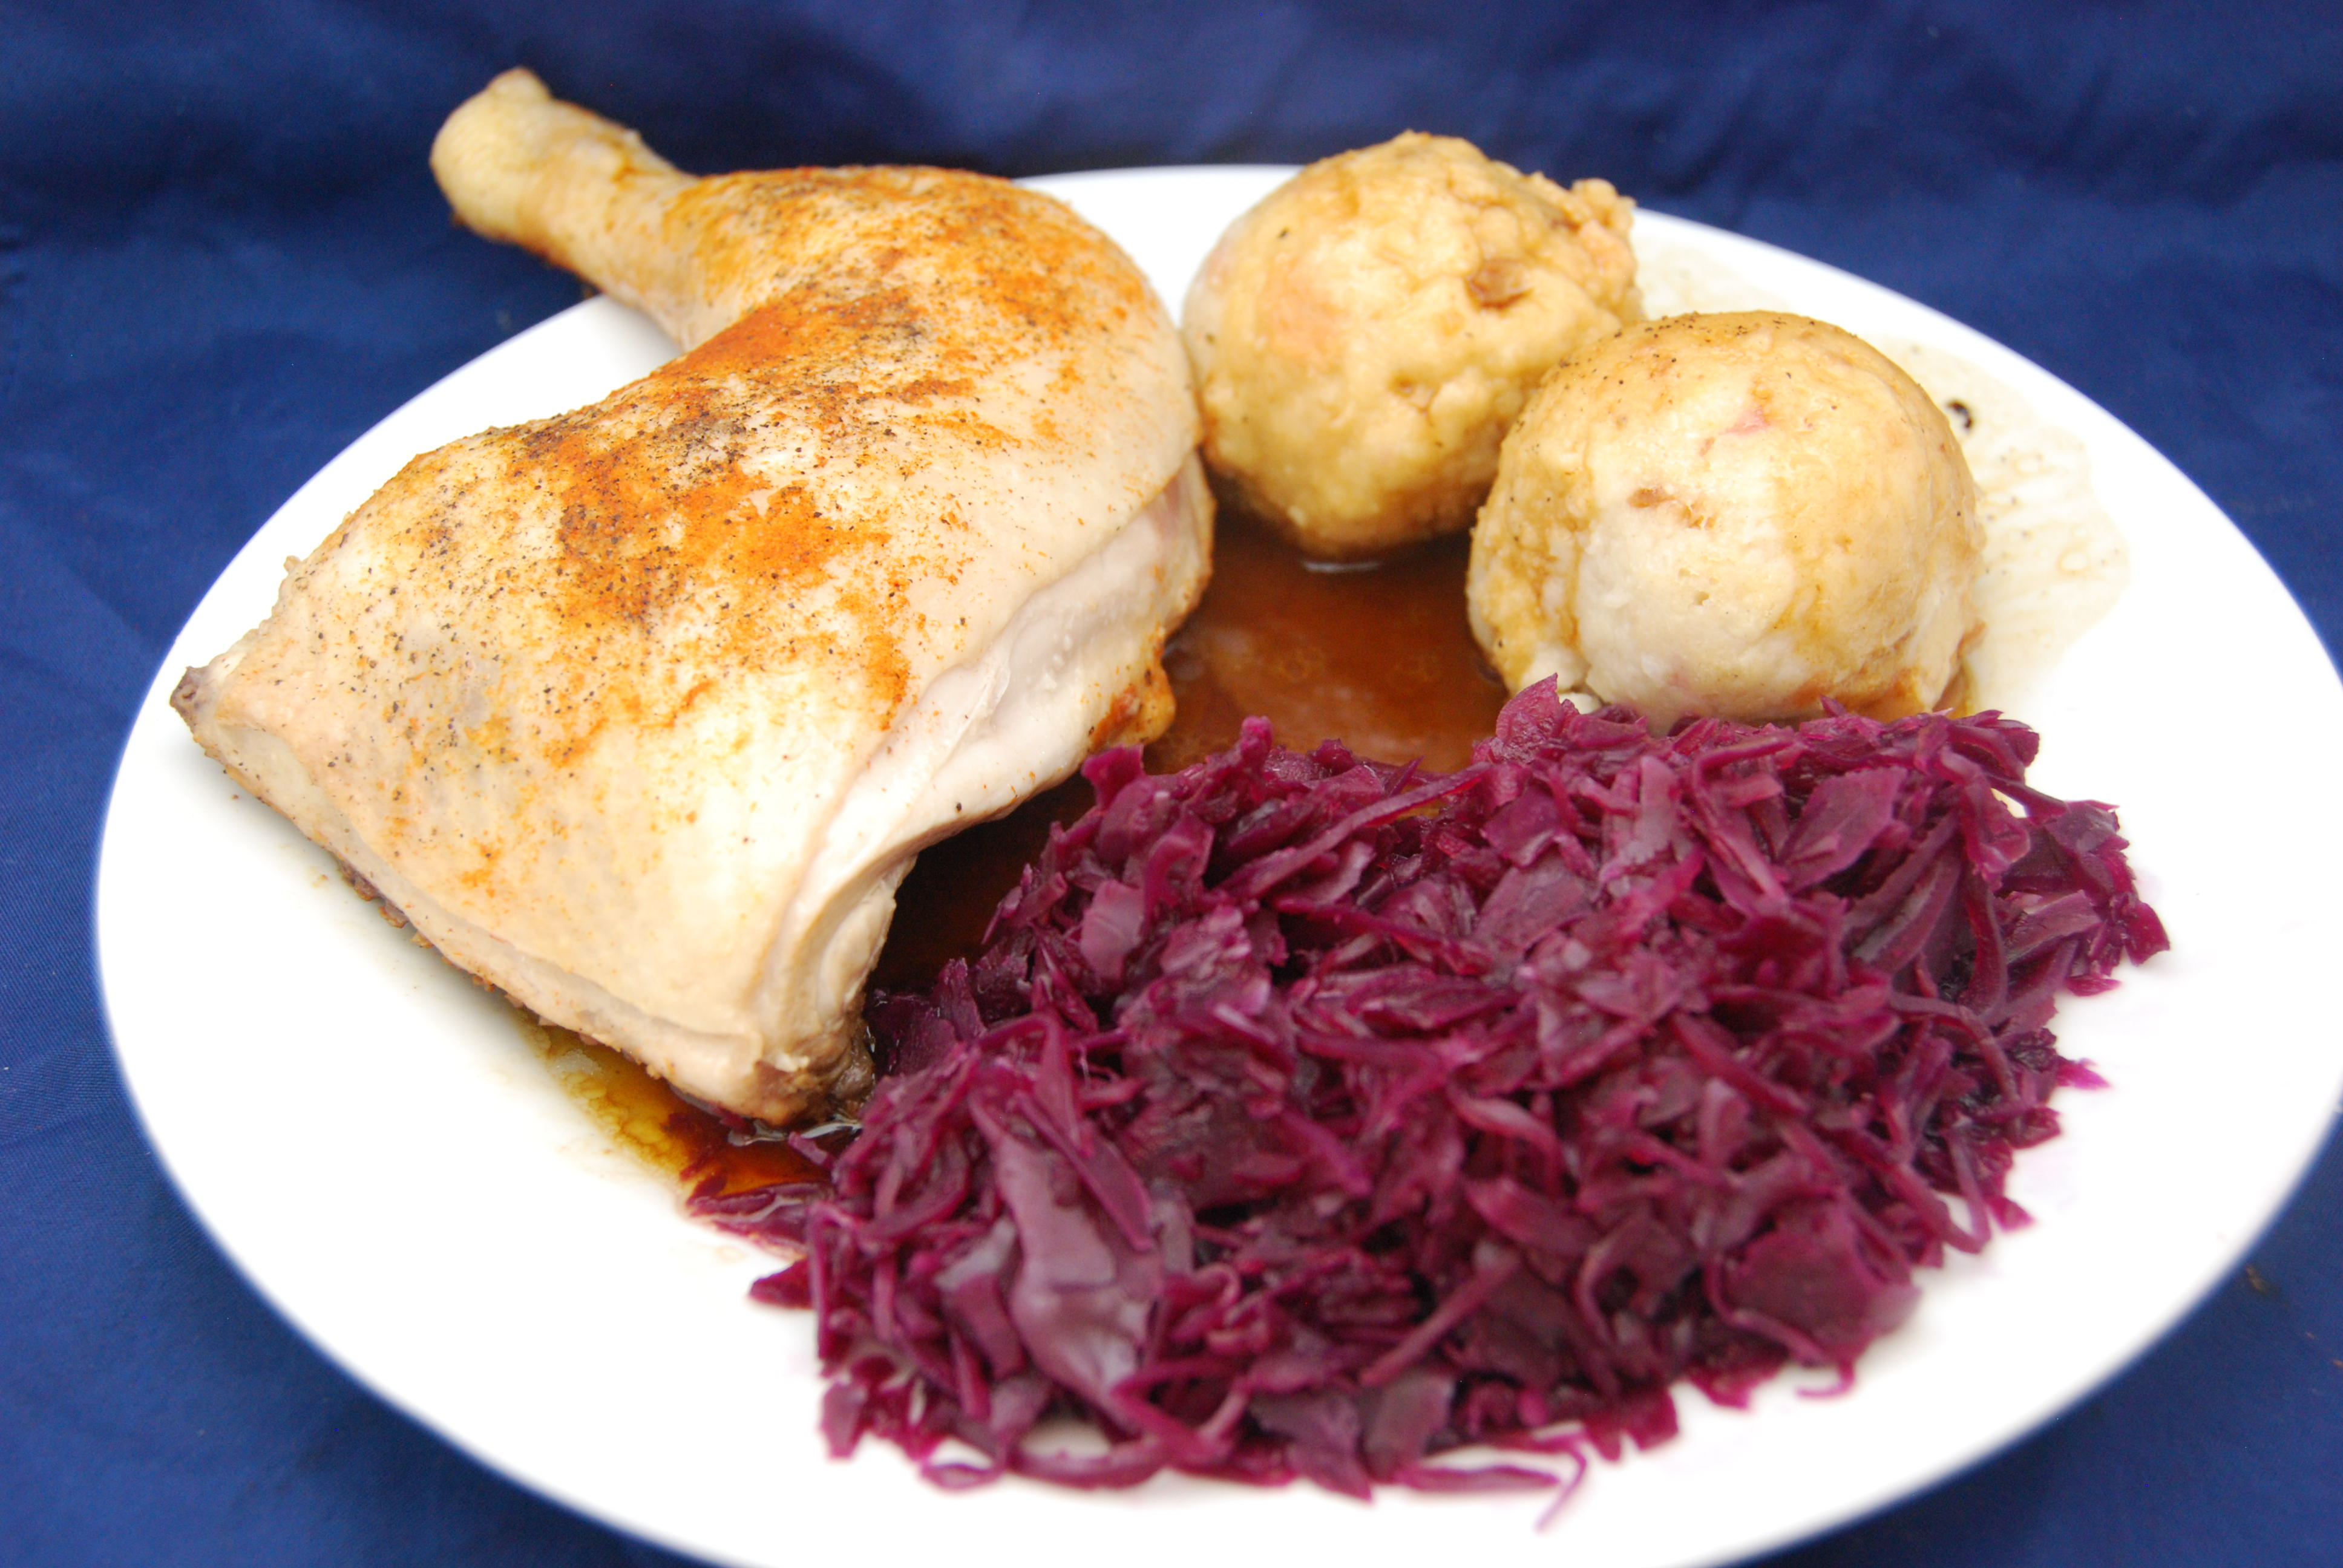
1147,519,1509,777
517,1020,825,1195
541,515,1509,1182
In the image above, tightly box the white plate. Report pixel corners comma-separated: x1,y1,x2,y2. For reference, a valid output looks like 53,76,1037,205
98,167,2343,1568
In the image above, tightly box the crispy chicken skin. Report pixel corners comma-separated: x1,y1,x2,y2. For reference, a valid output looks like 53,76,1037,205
1469,312,1979,728
174,70,1210,1123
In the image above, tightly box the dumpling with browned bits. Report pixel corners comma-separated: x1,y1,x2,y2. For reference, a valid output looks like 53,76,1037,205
1182,133,1639,560
1469,311,1982,727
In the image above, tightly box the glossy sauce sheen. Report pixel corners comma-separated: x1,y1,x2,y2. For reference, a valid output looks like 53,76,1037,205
519,1017,827,1194
540,518,1508,1184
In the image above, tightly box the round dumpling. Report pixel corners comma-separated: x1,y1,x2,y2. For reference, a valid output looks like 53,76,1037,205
1182,133,1640,560
1469,311,1982,726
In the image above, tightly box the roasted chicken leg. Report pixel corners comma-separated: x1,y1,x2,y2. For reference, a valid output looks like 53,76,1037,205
174,70,1211,1123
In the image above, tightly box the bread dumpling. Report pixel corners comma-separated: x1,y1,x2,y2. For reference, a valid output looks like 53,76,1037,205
1469,311,1982,727
1184,133,1639,560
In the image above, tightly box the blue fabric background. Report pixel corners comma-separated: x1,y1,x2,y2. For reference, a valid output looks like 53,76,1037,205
4,1,2339,1563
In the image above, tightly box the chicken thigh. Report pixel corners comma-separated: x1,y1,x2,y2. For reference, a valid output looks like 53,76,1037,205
174,70,1211,1123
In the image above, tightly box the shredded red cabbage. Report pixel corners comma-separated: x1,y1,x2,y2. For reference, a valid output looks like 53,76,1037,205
693,682,2165,1497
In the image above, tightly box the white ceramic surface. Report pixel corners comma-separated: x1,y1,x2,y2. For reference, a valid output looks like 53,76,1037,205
97,167,2343,1568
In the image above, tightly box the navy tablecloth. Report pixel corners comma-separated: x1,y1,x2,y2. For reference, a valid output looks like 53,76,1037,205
5,2,2341,1563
